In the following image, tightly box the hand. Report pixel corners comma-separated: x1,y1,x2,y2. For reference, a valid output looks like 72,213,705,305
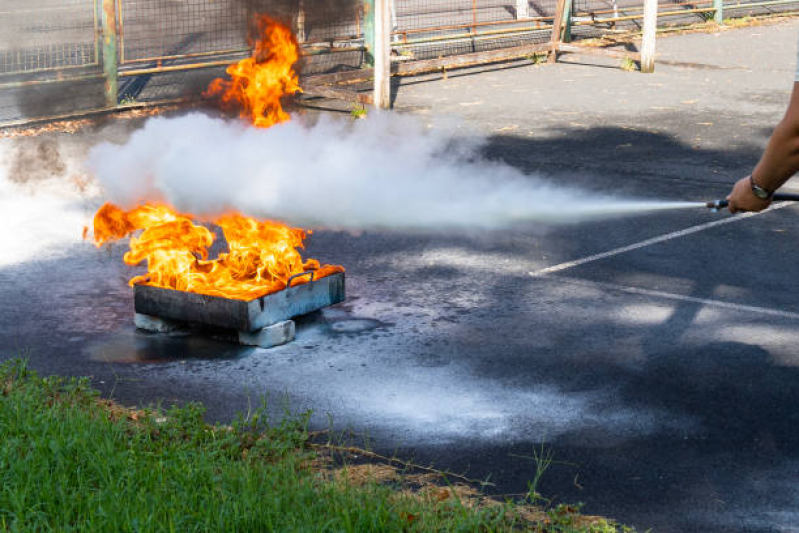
727,176,772,213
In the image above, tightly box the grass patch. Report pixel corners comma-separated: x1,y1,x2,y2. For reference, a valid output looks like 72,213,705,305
351,105,368,119
0,360,636,532
526,53,548,65
619,57,638,72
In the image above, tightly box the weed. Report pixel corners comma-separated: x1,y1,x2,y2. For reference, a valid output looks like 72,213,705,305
508,439,555,505
351,105,368,118
527,53,548,64
619,57,638,72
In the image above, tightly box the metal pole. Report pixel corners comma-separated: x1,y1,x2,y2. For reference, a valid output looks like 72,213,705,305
374,0,391,108
363,0,375,66
100,0,118,107
641,0,657,73
563,0,573,43
714,0,724,24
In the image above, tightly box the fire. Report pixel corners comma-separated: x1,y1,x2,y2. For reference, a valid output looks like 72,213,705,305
92,203,343,301
90,16,340,301
204,15,301,128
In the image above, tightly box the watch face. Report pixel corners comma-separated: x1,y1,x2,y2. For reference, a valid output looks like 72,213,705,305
752,185,771,199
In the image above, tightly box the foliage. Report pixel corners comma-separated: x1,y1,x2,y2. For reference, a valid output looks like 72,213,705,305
619,57,638,72
351,105,368,119
527,53,549,65
0,360,636,532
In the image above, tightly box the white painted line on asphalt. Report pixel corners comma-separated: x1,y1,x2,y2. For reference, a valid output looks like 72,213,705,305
548,275,799,320
529,203,792,277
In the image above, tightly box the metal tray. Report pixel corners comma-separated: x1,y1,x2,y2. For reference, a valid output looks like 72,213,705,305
134,271,345,332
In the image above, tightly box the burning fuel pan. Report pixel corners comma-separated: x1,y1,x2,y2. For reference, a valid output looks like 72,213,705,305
133,271,345,348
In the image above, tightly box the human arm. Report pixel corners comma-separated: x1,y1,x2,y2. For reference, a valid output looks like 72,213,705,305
728,82,799,212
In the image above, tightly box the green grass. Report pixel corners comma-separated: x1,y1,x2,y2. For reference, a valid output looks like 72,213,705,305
619,57,638,72
526,53,548,65
351,105,368,119
0,360,634,532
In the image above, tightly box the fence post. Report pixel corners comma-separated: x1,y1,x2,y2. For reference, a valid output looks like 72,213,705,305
516,0,529,19
548,0,567,63
296,0,306,43
363,0,375,66
640,0,657,73
713,0,724,24
374,0,391,108
563,0,573,43
100,0,118,107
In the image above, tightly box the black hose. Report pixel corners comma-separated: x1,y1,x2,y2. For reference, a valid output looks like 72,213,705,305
707,193,799,210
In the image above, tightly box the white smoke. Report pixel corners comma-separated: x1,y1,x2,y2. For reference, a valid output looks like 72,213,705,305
0,136,100,267
87,112,698,230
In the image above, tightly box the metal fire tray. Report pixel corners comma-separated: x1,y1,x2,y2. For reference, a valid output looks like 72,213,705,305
134,271,345,333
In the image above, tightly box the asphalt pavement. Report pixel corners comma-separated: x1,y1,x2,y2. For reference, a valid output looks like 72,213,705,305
2,20,799,532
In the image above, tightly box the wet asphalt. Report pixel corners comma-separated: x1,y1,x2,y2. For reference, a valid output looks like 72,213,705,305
2,20,799,533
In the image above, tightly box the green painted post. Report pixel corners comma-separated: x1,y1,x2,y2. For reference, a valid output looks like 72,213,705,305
363,0,375,67
562,0,573,43
100,0,118,107
714,0,724,24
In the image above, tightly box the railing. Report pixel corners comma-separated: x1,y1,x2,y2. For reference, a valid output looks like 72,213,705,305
1,0,798,126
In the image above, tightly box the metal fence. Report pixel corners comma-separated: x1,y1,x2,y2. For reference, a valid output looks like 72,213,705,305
1,0,798,125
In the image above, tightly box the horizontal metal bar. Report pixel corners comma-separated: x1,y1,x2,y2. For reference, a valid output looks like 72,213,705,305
302,84,373,104
120,48,250,65
117,46,365,78
304,46,366,55
0,61,101,79
396,17,551,36
303,69,374,85
571,1,714,17
0,5,86,15
558,44,641,60
395,42,552,75
576,6,717,24
393,24,551,46
306,42,634,85
0,72,104,90
118,60,234,77
0,97,186,130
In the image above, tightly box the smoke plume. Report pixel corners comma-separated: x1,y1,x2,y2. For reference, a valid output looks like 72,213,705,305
87,112,697,230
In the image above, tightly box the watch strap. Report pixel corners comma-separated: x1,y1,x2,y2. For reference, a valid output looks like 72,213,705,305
750,174,773,199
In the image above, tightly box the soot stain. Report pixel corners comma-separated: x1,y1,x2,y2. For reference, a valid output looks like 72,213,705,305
9,138,66,184
86,330,249,364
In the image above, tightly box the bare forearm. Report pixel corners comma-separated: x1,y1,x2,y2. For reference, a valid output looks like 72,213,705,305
752,119,799,192
752,82,799,192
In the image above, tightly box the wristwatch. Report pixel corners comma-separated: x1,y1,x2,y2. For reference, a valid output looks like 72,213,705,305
750,174,773,200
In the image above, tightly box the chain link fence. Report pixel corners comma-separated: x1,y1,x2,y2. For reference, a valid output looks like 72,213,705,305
0,0,104,124
1,0,798,125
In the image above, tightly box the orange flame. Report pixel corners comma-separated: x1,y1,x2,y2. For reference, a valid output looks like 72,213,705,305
204,15,301,128
91,17,339,301
93,203,343,301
